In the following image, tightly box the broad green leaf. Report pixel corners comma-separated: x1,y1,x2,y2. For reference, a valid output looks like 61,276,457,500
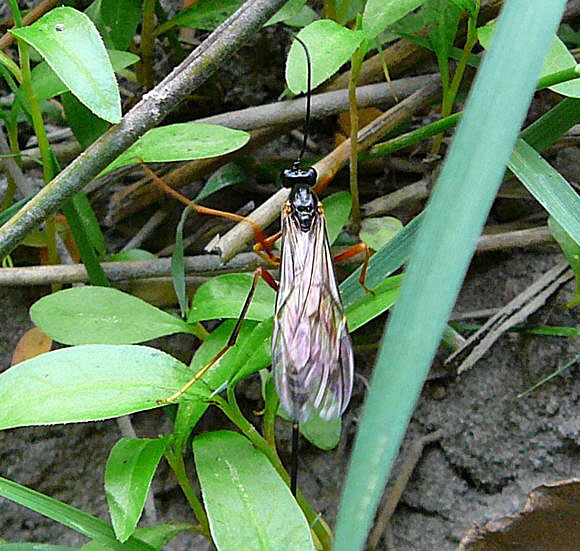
299,413,341,450
159,0,243,33
0,345,193,429
508,139,580,246
281,5,317,28
172,206,193,318
188,273,276,323
229,318,273,385
102,123,250,175
360,216,403,251
323,191,352,245
266,0,306,26
479,25,580,98
362,0,424,41
334,2,568,550
30,287,191,345
424,0,462,62
85,0,142,50
347,275,403,332
26,50,138,106
106,249,157,262
196,162,248,203
11,7,121,122
193,431,315,551
62,91,110,148
0,477,155,551
172,320,259,454
286,20,365,93
548,217,580,307
105,438,169,542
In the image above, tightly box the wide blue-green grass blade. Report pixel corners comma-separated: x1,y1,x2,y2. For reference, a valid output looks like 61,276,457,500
333,2,568,551
0,477,155,551
508,139,580,246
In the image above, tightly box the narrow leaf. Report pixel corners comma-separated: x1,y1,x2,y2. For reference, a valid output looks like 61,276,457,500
194,431,315,551
105,438,169,542
30,287,191,345
508,139,580,246
11,7,121,122
172,206,193,318
0,477,155,551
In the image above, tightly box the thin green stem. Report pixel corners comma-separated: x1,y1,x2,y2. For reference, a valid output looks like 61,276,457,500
0,50,22,82
165,449,210,537
9,0,58,266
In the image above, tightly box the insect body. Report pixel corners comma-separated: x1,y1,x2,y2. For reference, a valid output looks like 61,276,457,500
272,165,354,423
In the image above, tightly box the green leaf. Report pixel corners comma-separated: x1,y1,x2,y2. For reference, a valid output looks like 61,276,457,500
85,0,142,50
347,275,403,332
193,431,315,551
0,345,193,429
173,207,193,319
30,287,191,345
159,0,243,33
286,20,365,93
282,5,318,28
508,139,580,246
322,191,352,245
62,91,110,148
11,7,121,123
24,50,137,107
196,162,248,203
362,0,425,41
105,438,169,542
0,477,155,551
69,192,106,255
266,0,307,26
360,216,403,251
548,217,580,307
424,0,462,61
106,249,157,262
188,273,276,323
0,546,78,551
172,320,259,454
229,318,273,385
333,2,568,550
102,123,250,175
299,413,341,450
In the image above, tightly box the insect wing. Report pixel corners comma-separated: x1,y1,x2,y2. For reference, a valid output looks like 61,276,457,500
272,204,354,423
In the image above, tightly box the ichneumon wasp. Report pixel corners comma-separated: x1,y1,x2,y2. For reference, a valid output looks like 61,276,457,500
142,36,371,496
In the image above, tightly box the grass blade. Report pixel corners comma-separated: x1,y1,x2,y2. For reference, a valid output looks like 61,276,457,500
333,2,568,550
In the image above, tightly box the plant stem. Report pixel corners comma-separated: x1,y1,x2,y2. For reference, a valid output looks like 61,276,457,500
165,448,210,537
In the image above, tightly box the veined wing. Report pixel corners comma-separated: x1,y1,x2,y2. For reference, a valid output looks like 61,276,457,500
272,202,354,423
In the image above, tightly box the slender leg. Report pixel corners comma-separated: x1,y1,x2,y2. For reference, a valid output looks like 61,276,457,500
290,422,300,496
253,230,282,265
333,241,375,295
157,267,279,404
140,162,279,264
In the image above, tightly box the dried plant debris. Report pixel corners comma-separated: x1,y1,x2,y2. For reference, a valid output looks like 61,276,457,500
457,478,580,551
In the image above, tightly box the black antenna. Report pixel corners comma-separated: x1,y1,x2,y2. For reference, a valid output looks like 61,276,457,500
292,35,312,166
290,422,300,495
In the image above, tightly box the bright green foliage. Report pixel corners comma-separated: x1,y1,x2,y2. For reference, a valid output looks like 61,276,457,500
265,0,307,26
193,431,315,551
0,477,155,551
102,123,250,174
30,287,191,345
105,438,169,542
158,0,244,32
360,216,402,251
85,0,142,50
286,20,365,93
362,0,424,40
11,7,122,122
508,139,580,246
0,345,192,429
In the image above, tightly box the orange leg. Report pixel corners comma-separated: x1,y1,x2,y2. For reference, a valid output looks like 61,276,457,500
253,230,282,265
141,163,278,264
157,267,278,404
333,242,375,295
